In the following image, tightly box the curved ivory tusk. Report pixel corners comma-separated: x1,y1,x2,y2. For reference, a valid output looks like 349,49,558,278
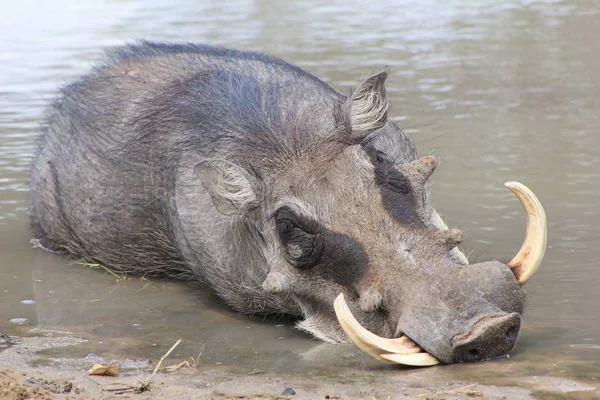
334,293,438,366
380,352,440,366
334,293,421,355
505,181,547,286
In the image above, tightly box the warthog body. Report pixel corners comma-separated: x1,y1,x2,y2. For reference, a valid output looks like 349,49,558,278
30,42,530,363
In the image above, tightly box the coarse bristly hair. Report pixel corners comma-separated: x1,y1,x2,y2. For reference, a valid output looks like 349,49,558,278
29,41,418,318
28,43,526,365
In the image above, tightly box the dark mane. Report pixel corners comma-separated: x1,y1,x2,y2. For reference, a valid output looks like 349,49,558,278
104,40,335,92
100,42,350,170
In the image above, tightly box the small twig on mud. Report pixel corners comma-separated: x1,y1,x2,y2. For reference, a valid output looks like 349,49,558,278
102,384,137,394
191,343,206,368
417,384,482,398
164,360,191,371
137,338,182,392
101,339,183,395
162,342,205,371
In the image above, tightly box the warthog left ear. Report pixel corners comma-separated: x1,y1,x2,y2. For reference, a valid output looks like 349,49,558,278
194,160,259,216
340,71,389,142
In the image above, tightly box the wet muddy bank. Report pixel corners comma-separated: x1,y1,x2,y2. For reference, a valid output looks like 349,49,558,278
1,330,598,400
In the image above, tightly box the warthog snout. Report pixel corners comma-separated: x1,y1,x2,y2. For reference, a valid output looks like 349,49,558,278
451,313,521,363
334,182,546,366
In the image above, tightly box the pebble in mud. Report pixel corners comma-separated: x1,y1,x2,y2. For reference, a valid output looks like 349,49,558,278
281,387,296,396
0,333,11,349
20,300,36,305
9,318,28,324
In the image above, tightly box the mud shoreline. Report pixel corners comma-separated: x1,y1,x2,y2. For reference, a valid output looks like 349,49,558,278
0,331,597,400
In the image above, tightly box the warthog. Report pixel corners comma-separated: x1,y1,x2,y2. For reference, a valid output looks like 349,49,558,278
30,42,546,365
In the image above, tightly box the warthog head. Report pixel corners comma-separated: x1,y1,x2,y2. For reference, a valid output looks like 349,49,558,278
196,71,546,365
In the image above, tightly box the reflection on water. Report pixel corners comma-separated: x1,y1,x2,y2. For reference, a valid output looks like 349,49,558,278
1,0,599,385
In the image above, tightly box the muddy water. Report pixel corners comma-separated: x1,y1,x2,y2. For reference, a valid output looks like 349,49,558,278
1,0,599,387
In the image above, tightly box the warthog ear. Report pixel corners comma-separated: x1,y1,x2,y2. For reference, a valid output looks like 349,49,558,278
194,160,259,216
341,71,389,142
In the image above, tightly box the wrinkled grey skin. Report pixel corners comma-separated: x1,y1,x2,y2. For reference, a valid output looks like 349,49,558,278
30,42,526,364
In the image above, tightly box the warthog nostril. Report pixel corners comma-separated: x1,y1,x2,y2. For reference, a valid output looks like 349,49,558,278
451,312,521,363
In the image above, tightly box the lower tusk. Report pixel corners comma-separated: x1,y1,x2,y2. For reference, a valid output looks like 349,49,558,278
334,293,421,354
380,352,440,366
334,293,438,366
505,182,547,286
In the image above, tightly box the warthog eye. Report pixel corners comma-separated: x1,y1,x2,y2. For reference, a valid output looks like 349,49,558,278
275,207,324,269
375,150,387,164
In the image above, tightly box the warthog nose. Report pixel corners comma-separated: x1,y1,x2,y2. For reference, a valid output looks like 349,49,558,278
451,313,521,363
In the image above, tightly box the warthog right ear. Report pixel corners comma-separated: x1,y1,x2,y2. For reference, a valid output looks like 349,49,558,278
194,160,259,216
341,71,389,142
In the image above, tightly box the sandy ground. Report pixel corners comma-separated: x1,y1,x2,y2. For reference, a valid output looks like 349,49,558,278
0,332,598,400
